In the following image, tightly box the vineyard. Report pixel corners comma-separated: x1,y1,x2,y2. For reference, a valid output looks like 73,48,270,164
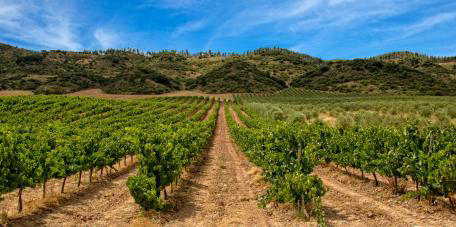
0,95,218,220
232,89,456,225
0,91,455,226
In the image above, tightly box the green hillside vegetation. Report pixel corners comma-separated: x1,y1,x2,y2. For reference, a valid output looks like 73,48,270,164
188,60,287,93
0,43,455,95
291,59,456,95
241,48,322,83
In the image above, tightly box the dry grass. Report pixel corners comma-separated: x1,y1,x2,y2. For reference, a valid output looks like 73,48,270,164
438,62,456,70
0,90,33,96
318,113,337,126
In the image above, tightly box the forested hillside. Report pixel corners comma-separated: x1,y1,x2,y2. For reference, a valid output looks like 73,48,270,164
1,43,455,95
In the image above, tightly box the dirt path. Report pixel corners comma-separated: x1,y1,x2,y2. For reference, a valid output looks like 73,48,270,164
315,166,456,226
8,165,140,227
140,104,306,226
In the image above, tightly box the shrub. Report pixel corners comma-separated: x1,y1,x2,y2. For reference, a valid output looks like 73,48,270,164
127,174,162,210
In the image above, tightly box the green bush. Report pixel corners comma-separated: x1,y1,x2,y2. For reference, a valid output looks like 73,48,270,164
127,174,162,210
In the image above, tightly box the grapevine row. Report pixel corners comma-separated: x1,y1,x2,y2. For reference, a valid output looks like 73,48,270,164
237,103,456,209
127,101,220,209
225,103,327,225
0,96,209,212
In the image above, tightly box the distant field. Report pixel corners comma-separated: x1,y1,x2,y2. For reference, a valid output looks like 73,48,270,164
0,89,234,100
240,88,456,127
69,89,234,100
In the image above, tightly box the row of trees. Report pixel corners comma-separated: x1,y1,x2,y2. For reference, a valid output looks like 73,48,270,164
372,51,456,63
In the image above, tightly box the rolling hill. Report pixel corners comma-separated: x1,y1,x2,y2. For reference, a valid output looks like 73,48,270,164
1,43,455,95
188,60,287,93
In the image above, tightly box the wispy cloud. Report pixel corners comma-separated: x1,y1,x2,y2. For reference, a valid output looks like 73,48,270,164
223,0,321,33
327,0,358,6
205,0,321,48
400,12,456,38
0,0,81,50
206,0,441,55
172,20,207,38
94,28,121,49
289,1,400,32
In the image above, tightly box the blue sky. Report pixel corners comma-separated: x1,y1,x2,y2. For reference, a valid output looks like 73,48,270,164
1,0,456,59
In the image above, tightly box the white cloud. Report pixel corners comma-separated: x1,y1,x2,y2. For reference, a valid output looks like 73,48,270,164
401,12,456,38
172,20,206,38
0,0,81,50
94,28,121,49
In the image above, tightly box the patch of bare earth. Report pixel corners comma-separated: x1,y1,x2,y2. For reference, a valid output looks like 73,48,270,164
0,90,33,96
67,89,233,100
132,104,308,226
314,165,456,227
229,106,247,128
5,161,140,227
